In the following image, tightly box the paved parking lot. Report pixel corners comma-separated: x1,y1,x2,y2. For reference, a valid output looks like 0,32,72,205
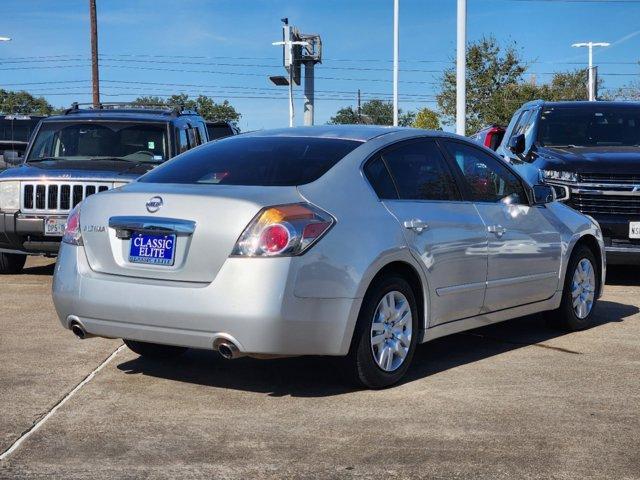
1,257,639,479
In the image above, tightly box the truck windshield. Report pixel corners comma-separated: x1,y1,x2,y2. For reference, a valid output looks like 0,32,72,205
538,106,640,147
27,121,168,163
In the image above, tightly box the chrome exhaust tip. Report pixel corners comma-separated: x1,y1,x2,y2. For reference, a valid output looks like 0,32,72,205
217,341,243,360
70,322,94,340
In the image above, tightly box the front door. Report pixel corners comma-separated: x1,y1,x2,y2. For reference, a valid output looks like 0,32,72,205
441,140,562,312
368,139,489,325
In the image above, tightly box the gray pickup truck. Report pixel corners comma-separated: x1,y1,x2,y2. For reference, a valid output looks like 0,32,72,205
0,103,209,273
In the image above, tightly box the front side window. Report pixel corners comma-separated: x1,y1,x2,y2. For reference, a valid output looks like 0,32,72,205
538,106,640,147
27,122,168,163
443,141,527,205
139,136,362,186
381,140,460,201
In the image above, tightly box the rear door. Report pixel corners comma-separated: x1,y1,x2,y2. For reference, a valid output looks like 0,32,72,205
366,138,488,325
441,140,562,312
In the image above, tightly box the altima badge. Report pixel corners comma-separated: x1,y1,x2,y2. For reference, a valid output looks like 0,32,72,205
146,196,163,213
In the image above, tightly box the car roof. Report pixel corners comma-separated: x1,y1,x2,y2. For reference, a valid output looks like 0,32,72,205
521,100,640,109
242,125,449,142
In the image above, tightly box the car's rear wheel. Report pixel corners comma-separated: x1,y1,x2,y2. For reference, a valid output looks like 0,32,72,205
0,252,26,274
347,275,419,389
547,244,599,331
124,339,188,359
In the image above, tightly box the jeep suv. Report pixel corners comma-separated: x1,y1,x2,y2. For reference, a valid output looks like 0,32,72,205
498,100,640,265
0,103,208,273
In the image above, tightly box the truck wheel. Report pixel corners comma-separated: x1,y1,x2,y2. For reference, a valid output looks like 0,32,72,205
546,245,599,331
0,253,27,274
346,275,419,389
124,339,187,359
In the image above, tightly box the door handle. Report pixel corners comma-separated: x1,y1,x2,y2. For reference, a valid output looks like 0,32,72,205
403,219,429,233
487,224,507,238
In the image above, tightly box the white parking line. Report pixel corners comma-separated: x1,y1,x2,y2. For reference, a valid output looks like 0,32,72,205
0,344,125,462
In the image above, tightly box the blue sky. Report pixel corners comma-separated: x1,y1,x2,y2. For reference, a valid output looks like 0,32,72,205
1,0,640,131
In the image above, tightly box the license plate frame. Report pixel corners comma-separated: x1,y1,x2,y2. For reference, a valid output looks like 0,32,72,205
44,216,67,237
629,222,640,239
128,232,176,266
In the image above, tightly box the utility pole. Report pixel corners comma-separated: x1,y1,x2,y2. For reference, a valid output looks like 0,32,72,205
456,0,466,135
572,41,609,101
303,59,315,125
357,89,362,123
393,0,399,126
89,0,100,108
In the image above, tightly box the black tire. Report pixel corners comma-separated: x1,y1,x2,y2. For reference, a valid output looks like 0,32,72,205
546,244,599,331
0,252,26,274
124,339,187,359
346,275,419,389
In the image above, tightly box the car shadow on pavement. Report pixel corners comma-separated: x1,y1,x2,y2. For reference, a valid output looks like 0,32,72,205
21,260,56,276
116,299,637,397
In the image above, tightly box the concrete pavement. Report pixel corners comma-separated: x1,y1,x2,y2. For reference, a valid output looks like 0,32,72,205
1,258,638,479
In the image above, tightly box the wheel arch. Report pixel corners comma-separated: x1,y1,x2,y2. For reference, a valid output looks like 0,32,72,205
565,233,604,297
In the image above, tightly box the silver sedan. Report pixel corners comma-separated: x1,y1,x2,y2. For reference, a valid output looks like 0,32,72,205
52,126,605,388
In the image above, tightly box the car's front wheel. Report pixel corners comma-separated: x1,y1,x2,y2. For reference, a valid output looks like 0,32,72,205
347,275,419,389
0,252,26,274
124,339,188,359
547,244,599,331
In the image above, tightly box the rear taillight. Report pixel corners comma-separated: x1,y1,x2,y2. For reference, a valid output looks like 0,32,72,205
62,204,83,246
232,203,334,257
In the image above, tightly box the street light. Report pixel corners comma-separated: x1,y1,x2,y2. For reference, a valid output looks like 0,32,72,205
572,41,610,101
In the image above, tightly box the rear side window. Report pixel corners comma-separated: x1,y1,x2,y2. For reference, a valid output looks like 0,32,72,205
140,136,362,186
380,140,460,201
363,155,398,199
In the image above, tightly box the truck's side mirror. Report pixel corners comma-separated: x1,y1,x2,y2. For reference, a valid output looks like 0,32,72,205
532,184,556,205
508,134,526,155
2,150,22,166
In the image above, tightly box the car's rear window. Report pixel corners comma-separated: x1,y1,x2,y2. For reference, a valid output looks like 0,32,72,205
139,136,362,186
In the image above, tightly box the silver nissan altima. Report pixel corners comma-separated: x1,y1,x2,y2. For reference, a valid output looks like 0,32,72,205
52,126,605,388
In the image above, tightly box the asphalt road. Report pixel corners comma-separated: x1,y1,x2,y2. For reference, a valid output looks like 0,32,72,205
1,257,639,479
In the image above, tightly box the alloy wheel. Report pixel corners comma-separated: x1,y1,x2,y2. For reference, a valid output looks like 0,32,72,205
571,258,596,319
370,290,413,372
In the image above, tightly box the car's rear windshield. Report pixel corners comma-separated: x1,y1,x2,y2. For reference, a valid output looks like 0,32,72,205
139,136,363,186
538,106,640,147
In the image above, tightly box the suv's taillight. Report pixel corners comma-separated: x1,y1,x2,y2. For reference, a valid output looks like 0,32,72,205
62,204,83,246
231,203,334,257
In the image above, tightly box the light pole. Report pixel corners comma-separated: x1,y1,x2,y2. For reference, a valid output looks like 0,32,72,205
456,0,466,135
393,0,399,126
572,42,609,101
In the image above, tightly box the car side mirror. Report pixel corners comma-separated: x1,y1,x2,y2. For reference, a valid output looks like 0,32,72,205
532,184,556,205
2,150,22,166
508,134,526,155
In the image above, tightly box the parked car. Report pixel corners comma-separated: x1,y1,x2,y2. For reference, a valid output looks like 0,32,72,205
53,125,604,388
206,120,240,140
0,103,208,273
497,100,640,265
0,114,44,169
471,124,505,151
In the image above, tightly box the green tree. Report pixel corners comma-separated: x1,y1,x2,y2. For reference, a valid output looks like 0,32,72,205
437,36,527,135
132,94,241,123
413,107,442,130
328,99,414,126
610,81,640,101
0,89,55,115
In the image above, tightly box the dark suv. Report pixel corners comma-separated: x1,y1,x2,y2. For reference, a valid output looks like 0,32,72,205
0,103,208,273
0,114,45,169
498,100,640,264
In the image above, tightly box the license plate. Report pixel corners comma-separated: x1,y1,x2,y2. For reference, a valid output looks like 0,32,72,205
630,222,640,239
44,217,67,236
128,233,176,266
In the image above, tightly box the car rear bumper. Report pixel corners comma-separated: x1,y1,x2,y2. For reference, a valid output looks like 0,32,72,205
52,243,361,356
0,212,62,254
